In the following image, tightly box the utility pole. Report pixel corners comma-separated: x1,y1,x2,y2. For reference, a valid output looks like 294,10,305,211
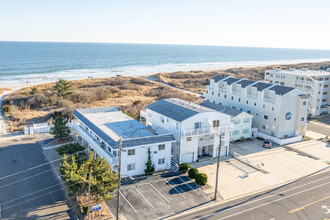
214,134,222,201
116,138,122,220
88,172,91,220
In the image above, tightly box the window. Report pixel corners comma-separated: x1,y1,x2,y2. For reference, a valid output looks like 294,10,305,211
280,82,285,86
240,108,243,111
246,100,248,104
247,110,251,114
262,125,266,130
274,118,276,121
113,151,117,157
187,137,192,141
232,130,240,136
212,91,214,95
213,120,220,127
233,119,240,124
256,113,259,116
158,144,165,150
108,146,112,152
243,129,250,134
238,98,241,102
128,149,135,156
301,117,305,122
194,122,202,129
254,102,256,106
158,158,165,165
224,95,227,98
167,118,169,122
263,104,265,108
218,93,220,97
206,90,208,94
272,106,274,111
176,122,179,130
231,96,234,100
244,118,250,123
127,164,135,171
264,115,268,120
160,116,164,123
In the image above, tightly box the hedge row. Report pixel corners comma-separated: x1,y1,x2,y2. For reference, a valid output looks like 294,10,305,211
179,163,208,186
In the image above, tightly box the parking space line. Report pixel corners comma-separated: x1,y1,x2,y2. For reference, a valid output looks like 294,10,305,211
165,179,187,199
120,192,137,213
134,186,154,208
149,183,171,204
178,176,201,195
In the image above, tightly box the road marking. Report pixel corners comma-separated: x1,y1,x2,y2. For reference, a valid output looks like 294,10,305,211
193,173,330,220
134,186,154,208
149,183,171,204
322,205,330,214
289,195,330,213
120,192,137,213
165,179,186,199
178,176,201,195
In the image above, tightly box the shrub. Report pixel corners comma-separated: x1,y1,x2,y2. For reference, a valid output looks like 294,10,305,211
82,205,88,215
55,143,85,155
195,173,208,185
179,163,190,173
188,168,199,179
30,87,38,95
3,105,10,112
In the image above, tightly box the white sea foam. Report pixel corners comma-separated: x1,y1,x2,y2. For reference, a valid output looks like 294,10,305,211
0,58,329,88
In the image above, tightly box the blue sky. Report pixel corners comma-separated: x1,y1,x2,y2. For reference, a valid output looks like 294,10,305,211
0,0,329,49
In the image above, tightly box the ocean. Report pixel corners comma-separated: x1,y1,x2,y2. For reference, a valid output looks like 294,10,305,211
1,41,330,86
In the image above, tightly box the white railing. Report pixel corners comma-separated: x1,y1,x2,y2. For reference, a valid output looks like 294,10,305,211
263,97,275,103
218,88,227,93
206,85,215,90
198,139,214,147
246,94,257,99
182,127,212,137
72,121,119,165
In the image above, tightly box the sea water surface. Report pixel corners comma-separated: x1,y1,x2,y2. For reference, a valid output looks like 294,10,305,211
1,41,330,86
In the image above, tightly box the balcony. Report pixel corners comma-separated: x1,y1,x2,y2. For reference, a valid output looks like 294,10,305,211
232,90,240,95
218,88,227,93
263,97,275,104
198,138,214,147
72,121,119,166
206,85,215,91
246,94,257,99
182,124,233,137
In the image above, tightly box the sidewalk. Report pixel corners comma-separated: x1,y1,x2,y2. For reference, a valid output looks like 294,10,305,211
0,90,11,135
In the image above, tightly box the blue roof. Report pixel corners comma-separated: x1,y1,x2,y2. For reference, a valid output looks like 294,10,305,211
73,108,175,149
146,99,201,122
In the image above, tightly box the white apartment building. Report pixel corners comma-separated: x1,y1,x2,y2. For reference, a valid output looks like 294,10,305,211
143,98,233,164
72,106,175,177
204,76,308,142
199,101,254,142
264,67,330,116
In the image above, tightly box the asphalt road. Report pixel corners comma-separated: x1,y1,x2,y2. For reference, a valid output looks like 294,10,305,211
308,120,330,136
0,135,72,219
169,168,330,220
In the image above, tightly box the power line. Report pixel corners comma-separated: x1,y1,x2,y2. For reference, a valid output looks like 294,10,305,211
0,149,87,181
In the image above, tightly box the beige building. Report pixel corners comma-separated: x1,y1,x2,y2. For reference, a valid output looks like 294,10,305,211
264,67,330,116
204,76,308,141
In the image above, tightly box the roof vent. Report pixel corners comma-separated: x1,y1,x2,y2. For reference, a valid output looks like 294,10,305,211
289,67,295,71
276,67,281,71
302,67,308,71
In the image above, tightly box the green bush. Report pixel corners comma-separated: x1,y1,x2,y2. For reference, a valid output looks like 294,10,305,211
82,205,88,215
3,105,10,112
55,143,85,155
188,168,199,179
179,163,190,173
195,173,208,185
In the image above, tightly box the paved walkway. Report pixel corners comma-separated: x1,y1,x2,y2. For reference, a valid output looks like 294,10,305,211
0,90,11,135
191,141,329,200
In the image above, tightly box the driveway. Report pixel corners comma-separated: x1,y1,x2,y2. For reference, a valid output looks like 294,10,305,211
107,172,211,220
0,134,71,219
307,120,330,136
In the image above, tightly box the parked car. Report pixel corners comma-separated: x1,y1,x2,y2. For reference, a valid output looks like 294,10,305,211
263,140,272,149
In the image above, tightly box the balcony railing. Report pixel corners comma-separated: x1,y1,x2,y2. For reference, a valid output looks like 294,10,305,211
72,121,119,166
263,97,275,103
246,94,257,99
218,88,227,93
182,124,233,137
206,85,215,90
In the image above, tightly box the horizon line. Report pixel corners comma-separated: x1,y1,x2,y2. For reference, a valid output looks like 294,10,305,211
1,40,330,51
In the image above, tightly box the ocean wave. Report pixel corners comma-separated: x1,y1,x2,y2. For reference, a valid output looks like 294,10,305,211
0,58,329,87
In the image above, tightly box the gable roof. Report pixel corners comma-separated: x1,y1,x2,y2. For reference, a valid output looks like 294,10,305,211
146,99,207,122
199,101,243,117
236,79,255,88
269,85,295,96
252,82,273,91
212,75,228,82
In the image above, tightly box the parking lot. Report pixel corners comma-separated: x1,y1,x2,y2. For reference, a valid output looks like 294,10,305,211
107,172,211,220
